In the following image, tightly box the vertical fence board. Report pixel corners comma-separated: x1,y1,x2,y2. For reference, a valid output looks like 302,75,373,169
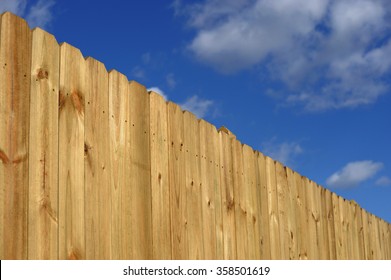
348,201,359,259
314,184,326,259
324,189,336,259
286,167,298,259
232,141,248,259
211,127,224,260
167,102,187,259
295,174,308,259
275,162,290,259
149,91,171,259
183,112,204,259
256,153,271,259
199,121,217,259
84,58,111,259
242,145,259,259
28,28,59,260
58,43,86,259
305,179,318,259
0,12,31,259
361,209,370,259
128,81,152,259
265,157,281,259
218,130,236,259
108,71,129,259
319,187,330,260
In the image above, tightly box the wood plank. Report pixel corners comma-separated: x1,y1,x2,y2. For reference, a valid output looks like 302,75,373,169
218,129,236,259
275,161,290,259
324,189,336,259
348,200,360,259
285,167,298,259
305,179,318,259
108,70,130,259
0,12,31,259
84,57,111,259
28,27,59,260
256,152,271,259
313,183,326,259
58,43,86,260
183,111,204,259
167,102,187,259
149,90,171,259
265,157,281,259
128,81,152,259
319,187,330,259
242,145,259,259
232,140,248,259
199,121,218,259
295,174,309,259
332,193,343,259
361,209,370,259
210,126,224,260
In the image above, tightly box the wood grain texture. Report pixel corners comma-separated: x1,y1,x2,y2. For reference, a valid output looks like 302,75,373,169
149,90,171,259
0,13,31,259
265,157,281,259
28,28,59,260
167,102,187,259
256,152,271,259
108,70,129,259
58,43,86,260
275,161,289,259
232,141,248,259
295,174,309,259
128,81,152,259
199,120,218,259
285,167,298,259
305,179,319,259
242,145,259,259
324,189,336,259
183,111,204,259
84,57,111,259
218,129,236,259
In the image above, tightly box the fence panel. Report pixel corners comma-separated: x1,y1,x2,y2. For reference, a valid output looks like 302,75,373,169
183,112,204,259
0,12,31,259
28,28,59,260
149,91,171,259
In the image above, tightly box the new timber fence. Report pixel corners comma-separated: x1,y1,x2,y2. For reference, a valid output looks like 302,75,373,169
0,12,390,260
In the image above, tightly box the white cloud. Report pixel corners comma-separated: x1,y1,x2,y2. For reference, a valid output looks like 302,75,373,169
375,176,391,187
180,95,213,118
25,0,55,29
0,0,27,14
0,0,54,29
131,66,146,79
147,87,168,101
166,73,176,89
178,0,391,111
326,160,383,188
261,138,303,167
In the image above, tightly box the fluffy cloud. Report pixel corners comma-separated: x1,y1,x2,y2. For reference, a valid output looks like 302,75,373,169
177,0,391,111
261,139,303,167
326,160,383,188
180,95,213,118
375,176,391,187
0,0,54,28
147,87,168,101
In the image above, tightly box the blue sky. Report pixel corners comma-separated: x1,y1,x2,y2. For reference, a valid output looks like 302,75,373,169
2,0,390,223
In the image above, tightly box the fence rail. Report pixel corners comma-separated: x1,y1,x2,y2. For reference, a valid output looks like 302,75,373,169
1,12,390,260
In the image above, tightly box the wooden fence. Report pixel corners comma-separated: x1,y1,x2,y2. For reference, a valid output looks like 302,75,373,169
0,12,390,260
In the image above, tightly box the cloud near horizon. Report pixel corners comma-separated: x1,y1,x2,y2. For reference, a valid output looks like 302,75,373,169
326,160,383,188
261,138,303,167
175,0,391,112
0,0,55,29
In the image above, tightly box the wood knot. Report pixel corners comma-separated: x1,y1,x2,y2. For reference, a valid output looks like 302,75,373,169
71,90,84,115
226,198,234,211
37,68,49,80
